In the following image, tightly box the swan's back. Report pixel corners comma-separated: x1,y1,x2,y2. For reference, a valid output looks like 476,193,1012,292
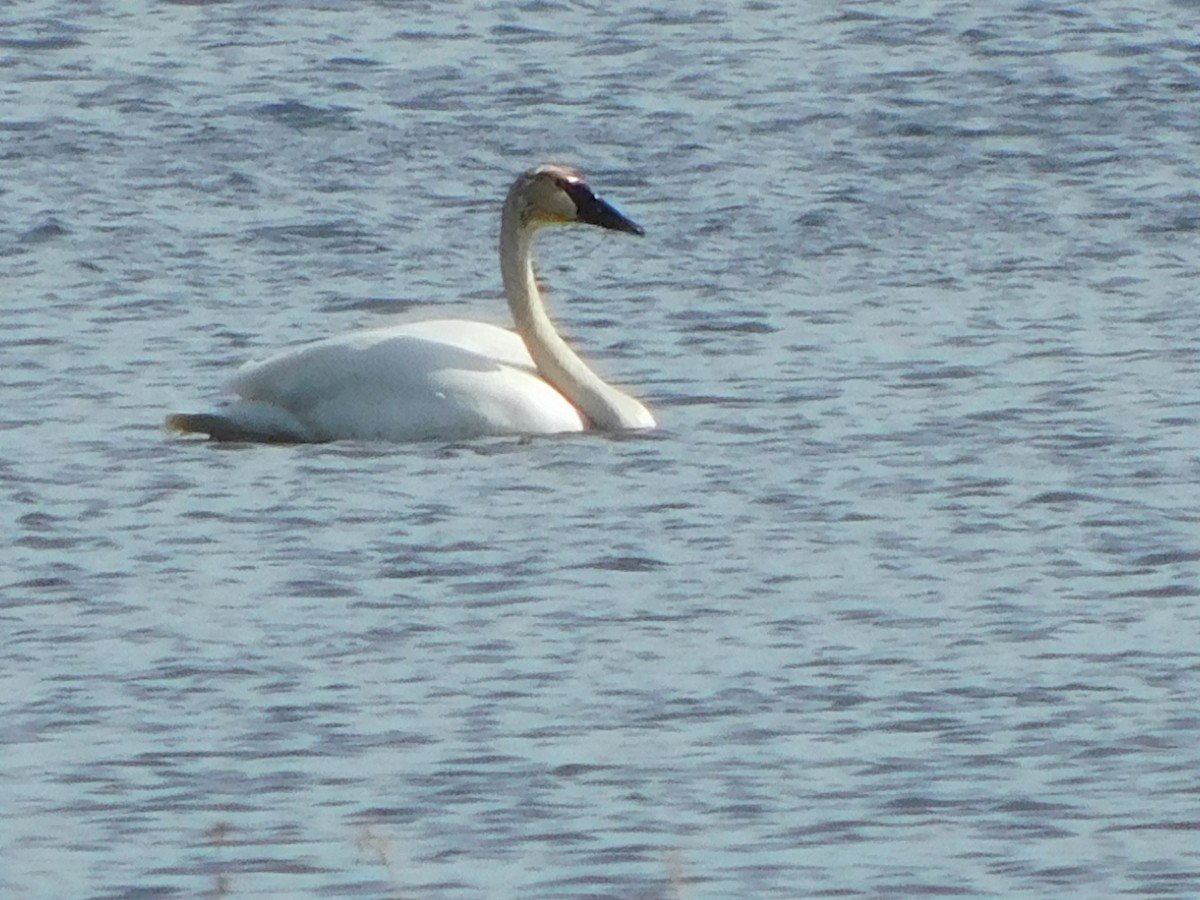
173,320,585,442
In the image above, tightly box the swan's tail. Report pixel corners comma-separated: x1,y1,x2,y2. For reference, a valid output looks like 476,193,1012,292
165,403,312,443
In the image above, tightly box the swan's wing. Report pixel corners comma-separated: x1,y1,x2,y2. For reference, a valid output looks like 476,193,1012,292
390,319,536,369
229,320,530,408
226,319,584,441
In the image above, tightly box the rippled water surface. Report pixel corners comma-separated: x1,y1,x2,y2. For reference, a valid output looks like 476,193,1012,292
4,2,1200,897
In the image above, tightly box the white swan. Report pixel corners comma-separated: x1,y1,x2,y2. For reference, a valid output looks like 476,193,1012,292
166,164,655,443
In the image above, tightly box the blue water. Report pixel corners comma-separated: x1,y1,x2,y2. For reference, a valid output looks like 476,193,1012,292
3,2,1200,897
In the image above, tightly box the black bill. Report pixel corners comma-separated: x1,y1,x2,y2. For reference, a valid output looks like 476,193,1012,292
563,180,644,236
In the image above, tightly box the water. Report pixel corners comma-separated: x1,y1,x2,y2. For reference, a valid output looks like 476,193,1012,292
3,1,1200,897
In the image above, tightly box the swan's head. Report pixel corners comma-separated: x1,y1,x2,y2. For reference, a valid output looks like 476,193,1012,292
510,164,644,236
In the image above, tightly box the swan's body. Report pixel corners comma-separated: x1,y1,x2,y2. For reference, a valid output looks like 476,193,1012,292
167,164,654,443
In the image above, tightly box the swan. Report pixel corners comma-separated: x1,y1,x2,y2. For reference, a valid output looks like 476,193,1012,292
166,163,655,443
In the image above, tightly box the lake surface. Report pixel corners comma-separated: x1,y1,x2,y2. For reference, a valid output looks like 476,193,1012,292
3,1,1200,897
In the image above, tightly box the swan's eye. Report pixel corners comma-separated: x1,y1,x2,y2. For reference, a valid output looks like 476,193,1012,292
558,178,593,208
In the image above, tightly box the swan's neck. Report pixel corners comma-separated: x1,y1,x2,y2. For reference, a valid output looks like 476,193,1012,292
500,209,654,430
